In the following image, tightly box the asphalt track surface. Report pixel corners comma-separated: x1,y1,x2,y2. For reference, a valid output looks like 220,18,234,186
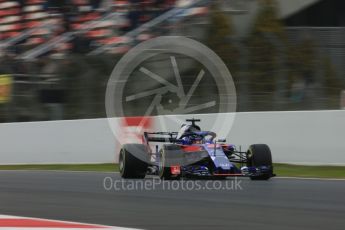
0,171,345,230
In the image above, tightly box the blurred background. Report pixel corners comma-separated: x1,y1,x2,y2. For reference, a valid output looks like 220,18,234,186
0,0,344,122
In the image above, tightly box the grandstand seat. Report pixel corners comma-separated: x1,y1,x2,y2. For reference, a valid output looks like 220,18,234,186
0,0,22,41
23,0,49,45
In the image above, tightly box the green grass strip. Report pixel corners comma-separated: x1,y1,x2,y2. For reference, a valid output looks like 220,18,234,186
274,163,345,179
0,163,344,179
0,164,118,172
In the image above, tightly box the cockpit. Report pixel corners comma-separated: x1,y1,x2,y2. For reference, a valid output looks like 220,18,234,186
176,124,216,144
176,124,201,140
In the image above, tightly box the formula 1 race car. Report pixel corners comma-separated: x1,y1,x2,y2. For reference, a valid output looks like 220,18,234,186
119,118,275,180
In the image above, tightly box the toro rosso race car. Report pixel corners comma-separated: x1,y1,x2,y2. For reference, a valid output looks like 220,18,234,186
119,119,275,180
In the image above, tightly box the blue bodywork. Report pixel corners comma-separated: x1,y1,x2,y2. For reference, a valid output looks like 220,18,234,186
203,144,233,171
144,121,273,178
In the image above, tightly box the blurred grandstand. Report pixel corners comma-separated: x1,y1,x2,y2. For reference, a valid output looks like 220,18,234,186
0,0,344,122
0,0,205,57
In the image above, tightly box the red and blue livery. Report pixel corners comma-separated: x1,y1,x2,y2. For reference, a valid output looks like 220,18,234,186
119,119,275,180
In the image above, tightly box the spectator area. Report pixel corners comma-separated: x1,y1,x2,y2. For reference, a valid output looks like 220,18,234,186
0,0,207,57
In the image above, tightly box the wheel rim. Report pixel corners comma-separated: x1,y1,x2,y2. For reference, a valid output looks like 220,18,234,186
246,149,253,167
119,150,124,174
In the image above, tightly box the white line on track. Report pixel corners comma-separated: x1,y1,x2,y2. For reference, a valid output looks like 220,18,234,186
275,176,345,181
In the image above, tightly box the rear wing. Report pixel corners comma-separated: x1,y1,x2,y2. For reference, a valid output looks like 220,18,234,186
143,132,180,143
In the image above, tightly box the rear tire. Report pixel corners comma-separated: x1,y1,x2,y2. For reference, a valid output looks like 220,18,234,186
119,144,148,179
247,144,273,180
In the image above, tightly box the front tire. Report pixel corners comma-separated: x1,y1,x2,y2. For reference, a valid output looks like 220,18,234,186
247,144,273,180
119,144,148,179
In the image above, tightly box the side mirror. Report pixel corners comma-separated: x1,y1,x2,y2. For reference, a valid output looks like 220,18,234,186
217,139,226,143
